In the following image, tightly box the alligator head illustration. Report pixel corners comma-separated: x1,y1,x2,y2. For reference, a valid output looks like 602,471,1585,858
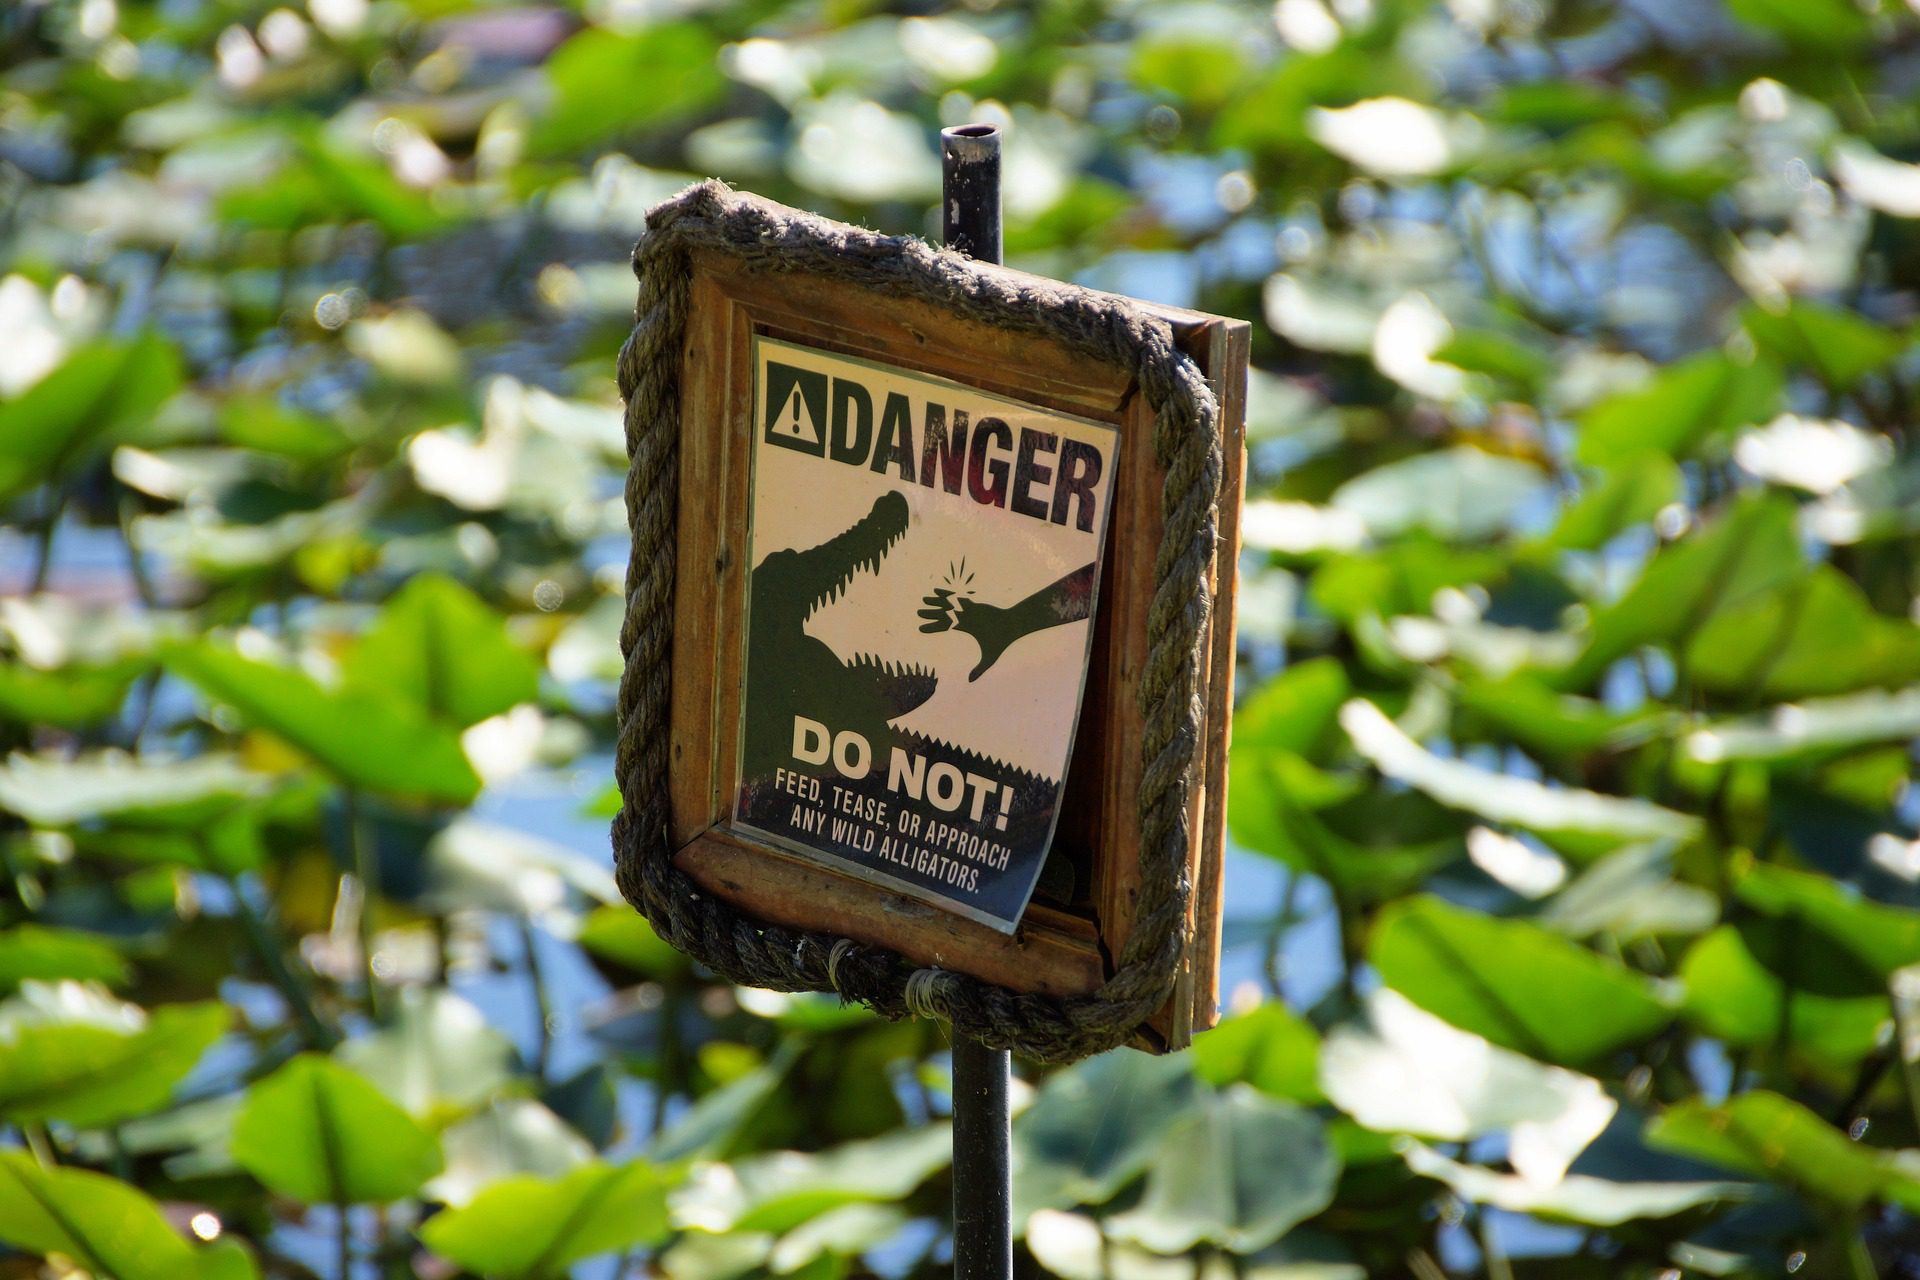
740,490,938,791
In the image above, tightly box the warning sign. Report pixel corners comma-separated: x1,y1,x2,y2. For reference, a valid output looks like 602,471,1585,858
734,337,1120,932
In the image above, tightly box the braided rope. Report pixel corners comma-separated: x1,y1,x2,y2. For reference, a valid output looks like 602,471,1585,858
613,181,1221,1063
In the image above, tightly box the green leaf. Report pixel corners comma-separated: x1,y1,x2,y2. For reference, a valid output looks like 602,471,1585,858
194,1240,262,1280
1013,1052,1199,1219
334,988,514,1122
1489,81,1641,129
298,137,452,241
578,907,689,979
164,642,480,803
426,1100,596,1209
1457,676,1669,758
1567,494,1801,683
1330,446,1549,542
1131,31,1250,112
1538,843,1720,942
656,1230,775,1280
1684,567,1920,699
1340,700,1700,843
0,987,227,1128
0,332,183,501
1401,1143,1747,1226
230,1054,443,1204
0,659,144,729
1431,329,1552,394
0,751,265,827
424,817,620,916
1029,1210,1364,1280
678,1123,952,1235
649,1043,798,1164
1576,352,1781,466
95,1094,243,1181
768,1202,906,1274
0,1150,199,1280
1321,990,1615,1184
1191,1003,1324,1104
1370,895,1674,1066
1561,122,1740,203
1726,0,1873,48
1232,658,1350,757
1309,539,1504,626
135,489,375,579
1544,454,1682,552
1743,299,1903,388
1228,750,1458,903
344,574,539,727
1678,927,1888,1068
0,926,127,992
1734,862,1920,979
422,1161,672,1278
1686,687,1920,763
218,396,356,461
1214,45,1420,151
1107,1086,1340,1254
530,24,726,156
1646,1092,1919,1211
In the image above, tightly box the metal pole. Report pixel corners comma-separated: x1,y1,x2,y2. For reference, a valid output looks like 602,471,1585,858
940,121,1013,1280
942,124,1003,264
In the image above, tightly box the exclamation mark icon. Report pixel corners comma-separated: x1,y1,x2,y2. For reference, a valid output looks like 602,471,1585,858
775,386,813,442
995,784,1012,832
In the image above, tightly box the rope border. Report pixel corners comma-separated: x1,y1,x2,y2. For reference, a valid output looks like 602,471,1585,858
613,181,1220,1063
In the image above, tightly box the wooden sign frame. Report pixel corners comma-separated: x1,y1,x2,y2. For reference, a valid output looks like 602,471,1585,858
651,193,1247,1052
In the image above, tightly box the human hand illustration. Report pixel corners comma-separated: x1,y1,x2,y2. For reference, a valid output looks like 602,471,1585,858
919,590,1016,681
918,563,1097,682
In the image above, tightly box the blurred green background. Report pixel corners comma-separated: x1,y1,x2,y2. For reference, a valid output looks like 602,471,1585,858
9,0,1920,1276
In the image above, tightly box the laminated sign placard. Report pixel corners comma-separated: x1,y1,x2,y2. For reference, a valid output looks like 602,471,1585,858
733,337,1119,932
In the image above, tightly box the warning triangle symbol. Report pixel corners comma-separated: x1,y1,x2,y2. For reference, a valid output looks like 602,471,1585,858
770,385,822,445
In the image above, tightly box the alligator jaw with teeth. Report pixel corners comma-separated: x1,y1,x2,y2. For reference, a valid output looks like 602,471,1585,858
739,491,938,793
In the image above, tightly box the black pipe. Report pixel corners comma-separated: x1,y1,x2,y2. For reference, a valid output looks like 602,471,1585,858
951,1033,1012,1280
940,120,1013,1280
942,124,1003,264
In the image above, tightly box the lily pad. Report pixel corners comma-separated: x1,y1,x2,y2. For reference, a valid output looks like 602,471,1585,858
1566,494,1800,684
1320,990,1615,1185
1678,926,1889,1068
0,985,227,1128
0,752,265,827
0,925,128,992
421,1161,673,1277
1684,568,1920,700
0,332,184,502
334,987,515,1122
1340,700,1700,842
1370,895,1675,1066
1401,1143,1746,1226
1330,446,1549,542
0,1150,200,1280
230,1054,443,1205
1012,1049,1201,1220
344,573,540,728
425,1098,595,1207
1576,351,1780,467
1537,843,1720,941
1191,1003,1324,1104
1107,1085,1340,1254
1687,687,1920,763
1545,454,1682,551
675,1123,952,1236
165,642,480,804
1647,1091,1920,1212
